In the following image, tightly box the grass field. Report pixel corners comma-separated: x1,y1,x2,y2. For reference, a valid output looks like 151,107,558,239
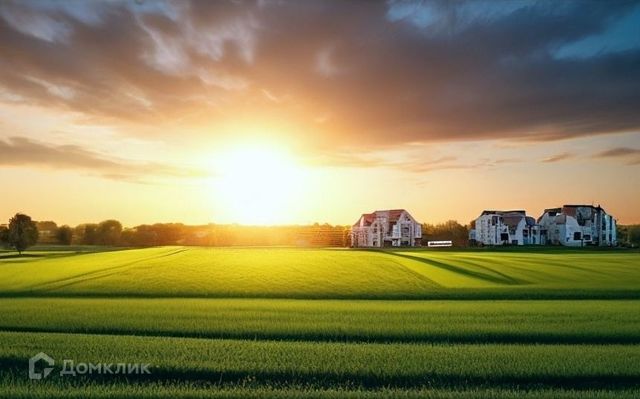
0,246,639,397
1,246,639,298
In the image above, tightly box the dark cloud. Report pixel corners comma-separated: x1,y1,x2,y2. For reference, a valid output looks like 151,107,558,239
0,136,206,181
0,0,639,148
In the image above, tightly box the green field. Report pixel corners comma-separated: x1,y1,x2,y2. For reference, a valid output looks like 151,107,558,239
1,246,639,398
1,246,639,298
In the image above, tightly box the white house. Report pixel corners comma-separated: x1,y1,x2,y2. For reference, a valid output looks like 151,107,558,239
470,210,541,246
537,205,617,246
351,209,422,248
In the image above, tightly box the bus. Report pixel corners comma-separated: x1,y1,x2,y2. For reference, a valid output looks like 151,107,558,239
427,240,453,247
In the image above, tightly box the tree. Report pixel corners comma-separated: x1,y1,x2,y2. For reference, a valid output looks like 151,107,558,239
628,225,640,247
97,220,122,246
0,225,8,248
422,220,469,247
7,213,39,255
56,225,73,245
75,223,98,245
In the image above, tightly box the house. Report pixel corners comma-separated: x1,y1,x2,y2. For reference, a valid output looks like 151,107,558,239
351,209,422,248
470,210,541,246
537,205,617,246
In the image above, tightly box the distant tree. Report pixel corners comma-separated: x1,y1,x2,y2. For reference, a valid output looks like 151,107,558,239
0,225,8,248
74,224,98,245
7,213,39,255
97,220,122,246
422,220,469,247
56,225,73,245
151,223,185,245
628,225,640,247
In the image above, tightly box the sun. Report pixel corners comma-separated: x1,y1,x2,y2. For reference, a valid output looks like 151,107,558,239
211,144,307,225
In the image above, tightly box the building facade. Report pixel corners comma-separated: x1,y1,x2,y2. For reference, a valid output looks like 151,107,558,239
537,205,617,246
469,205,617,246
351,209,422,248
470,210,541,246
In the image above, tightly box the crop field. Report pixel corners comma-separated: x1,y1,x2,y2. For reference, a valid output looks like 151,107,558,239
0,246,639,397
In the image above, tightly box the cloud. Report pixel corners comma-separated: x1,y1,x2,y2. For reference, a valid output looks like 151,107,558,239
542,152,574,163
0,0,639,150
0,136,207,182
595,147,640,158
307,146,518,173
593,147,640,165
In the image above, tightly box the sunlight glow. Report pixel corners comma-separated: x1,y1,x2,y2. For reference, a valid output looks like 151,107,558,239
212,144,307,225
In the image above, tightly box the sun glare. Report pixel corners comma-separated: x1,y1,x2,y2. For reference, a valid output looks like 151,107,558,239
212,145,307,225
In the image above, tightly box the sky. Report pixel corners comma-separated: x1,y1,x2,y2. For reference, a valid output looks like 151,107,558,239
1,0,639,227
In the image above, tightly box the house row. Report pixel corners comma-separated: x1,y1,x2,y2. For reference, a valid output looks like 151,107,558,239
469,205,617,247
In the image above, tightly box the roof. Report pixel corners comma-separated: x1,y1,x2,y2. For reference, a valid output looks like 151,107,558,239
353,209,410,227
353,213,375,227
376,209,406,222
543,208,562,213
563,204,603,209
562,204,606,214
502,213,525,229
480,210,526,216
537,208,562,222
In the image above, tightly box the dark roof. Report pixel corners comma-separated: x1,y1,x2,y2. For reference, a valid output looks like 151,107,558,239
480,210,526,216
562,204,605,213
502,213,525,229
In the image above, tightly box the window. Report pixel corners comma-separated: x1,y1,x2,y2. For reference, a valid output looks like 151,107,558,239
573,232,581,240
500,233,509,241
584,235,591,241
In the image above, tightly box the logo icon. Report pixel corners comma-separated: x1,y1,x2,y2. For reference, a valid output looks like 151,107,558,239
29,352,55,380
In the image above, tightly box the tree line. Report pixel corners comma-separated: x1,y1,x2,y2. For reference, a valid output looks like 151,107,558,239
3,213,638,255
422,220,471,247
0,213,352,253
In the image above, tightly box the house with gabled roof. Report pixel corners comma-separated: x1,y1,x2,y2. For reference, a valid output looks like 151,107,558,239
351,209,422,248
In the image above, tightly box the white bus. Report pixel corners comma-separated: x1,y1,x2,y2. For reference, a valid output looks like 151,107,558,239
427,240,453,248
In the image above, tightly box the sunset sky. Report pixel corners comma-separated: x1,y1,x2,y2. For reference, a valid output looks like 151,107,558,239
1,0,640,227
